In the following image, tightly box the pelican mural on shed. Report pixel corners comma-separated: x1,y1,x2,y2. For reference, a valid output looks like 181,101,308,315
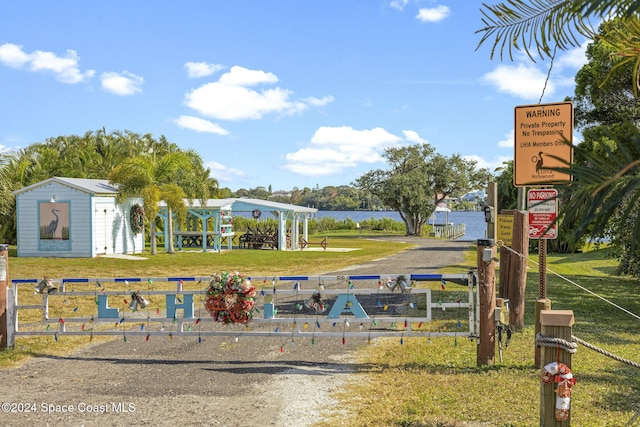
13,177,144,258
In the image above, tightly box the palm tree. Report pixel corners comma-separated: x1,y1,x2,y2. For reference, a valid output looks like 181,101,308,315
109,149,194,255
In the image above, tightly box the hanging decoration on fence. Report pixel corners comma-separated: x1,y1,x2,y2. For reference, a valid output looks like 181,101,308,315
34,276,58,294
386,275,412,293
204,272,256,324
303,292,326,313
542,361,576,422
129,291,150,311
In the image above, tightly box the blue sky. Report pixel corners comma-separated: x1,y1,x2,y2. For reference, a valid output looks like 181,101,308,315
0,1,588,192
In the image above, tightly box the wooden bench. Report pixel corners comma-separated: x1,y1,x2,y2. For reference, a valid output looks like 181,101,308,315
299,237,328,250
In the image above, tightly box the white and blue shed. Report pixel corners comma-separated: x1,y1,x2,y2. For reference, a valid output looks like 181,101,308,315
13,177,144,258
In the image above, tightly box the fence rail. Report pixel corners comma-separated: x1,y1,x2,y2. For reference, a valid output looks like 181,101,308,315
430,224,466,239
7,273,478,345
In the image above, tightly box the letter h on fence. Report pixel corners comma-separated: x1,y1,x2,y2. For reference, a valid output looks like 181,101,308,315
166,294,194,319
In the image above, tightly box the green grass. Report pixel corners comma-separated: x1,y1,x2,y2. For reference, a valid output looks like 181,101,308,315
6,234,411,279
320,245,640,427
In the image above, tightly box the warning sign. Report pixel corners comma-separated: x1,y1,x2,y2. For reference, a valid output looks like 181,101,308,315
514,102,573,187
528,189,558,239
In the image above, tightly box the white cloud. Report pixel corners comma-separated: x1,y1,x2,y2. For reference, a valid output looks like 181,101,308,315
219,65,278,86
303,95,335,106
497,130,514,149
282,126,401,176
184,61,225,78
482,63,552,100
100,71,143,96
205,160,246,183
556,41,589,70
416,5,450,23
0,43,94,83
463,154,512,173
184,65,333,121
0,43,30,68
402,129,428,144
174,115,229,135
390,0,409,11
482,41,588,101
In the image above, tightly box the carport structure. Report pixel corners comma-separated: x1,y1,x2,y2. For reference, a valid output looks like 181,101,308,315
158,198,317,252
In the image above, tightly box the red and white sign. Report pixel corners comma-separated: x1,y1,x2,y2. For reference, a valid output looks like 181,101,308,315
528,189,558,239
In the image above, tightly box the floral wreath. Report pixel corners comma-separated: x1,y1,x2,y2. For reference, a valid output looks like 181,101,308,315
130,204,145,235
204,272,256,324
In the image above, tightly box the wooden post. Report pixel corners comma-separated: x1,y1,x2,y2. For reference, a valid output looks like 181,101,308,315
509,210,528,331
0,244,8,349
477,238,496,366
535,299,552,367
540,310,574,426
487,181,497,240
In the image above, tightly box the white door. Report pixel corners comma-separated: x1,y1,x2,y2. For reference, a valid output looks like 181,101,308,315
95,204,114,255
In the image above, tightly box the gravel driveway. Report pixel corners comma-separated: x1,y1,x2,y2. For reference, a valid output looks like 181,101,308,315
0,237,472,427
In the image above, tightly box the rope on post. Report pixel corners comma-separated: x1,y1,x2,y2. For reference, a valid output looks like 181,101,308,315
572,335,640,369
536,333,577,354
537,333,640,369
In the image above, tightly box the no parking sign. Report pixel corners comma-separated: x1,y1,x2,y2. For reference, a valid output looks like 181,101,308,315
528,189,557,239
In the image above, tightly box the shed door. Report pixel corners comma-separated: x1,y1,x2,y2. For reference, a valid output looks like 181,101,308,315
95,204,114,255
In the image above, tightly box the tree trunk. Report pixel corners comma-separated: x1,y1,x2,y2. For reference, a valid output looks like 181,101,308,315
414,219,423,236
150,218,157,256
167,207,175,254
404,215,416,235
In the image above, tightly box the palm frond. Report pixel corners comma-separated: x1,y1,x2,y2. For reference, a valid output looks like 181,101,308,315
476,0,620,61
553,129,640,246
595,15,640,97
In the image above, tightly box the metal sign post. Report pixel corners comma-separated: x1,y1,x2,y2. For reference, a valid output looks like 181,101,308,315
527,189,558,367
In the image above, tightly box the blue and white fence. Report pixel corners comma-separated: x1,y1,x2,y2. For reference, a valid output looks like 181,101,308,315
7,272,478,346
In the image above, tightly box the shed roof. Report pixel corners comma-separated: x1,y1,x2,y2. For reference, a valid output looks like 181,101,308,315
159,197,317,215
13,177,119,196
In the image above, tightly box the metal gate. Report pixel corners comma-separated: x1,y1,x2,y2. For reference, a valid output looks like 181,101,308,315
7,272,478,346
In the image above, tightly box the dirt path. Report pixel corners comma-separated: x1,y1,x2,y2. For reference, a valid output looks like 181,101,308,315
0,237,472,427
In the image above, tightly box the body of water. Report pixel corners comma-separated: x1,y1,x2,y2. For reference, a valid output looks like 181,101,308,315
316,210,487,241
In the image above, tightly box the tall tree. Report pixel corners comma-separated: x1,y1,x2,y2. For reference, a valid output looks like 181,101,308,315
354,144,486,236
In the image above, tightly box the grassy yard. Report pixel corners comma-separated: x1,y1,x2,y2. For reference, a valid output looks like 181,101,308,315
321,245,640,426
2,237,639,426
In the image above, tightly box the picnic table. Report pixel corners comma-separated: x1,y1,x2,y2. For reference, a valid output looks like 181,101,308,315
239,225,279,249
173,231,219,249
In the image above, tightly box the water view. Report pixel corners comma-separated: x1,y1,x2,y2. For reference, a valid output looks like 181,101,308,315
316,210,487,242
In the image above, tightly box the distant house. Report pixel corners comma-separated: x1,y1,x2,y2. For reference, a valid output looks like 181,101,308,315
461,190,486,202
267,190,292,201
12,177,144,258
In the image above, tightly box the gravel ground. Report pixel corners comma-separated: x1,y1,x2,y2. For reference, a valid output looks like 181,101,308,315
0,237,472,427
